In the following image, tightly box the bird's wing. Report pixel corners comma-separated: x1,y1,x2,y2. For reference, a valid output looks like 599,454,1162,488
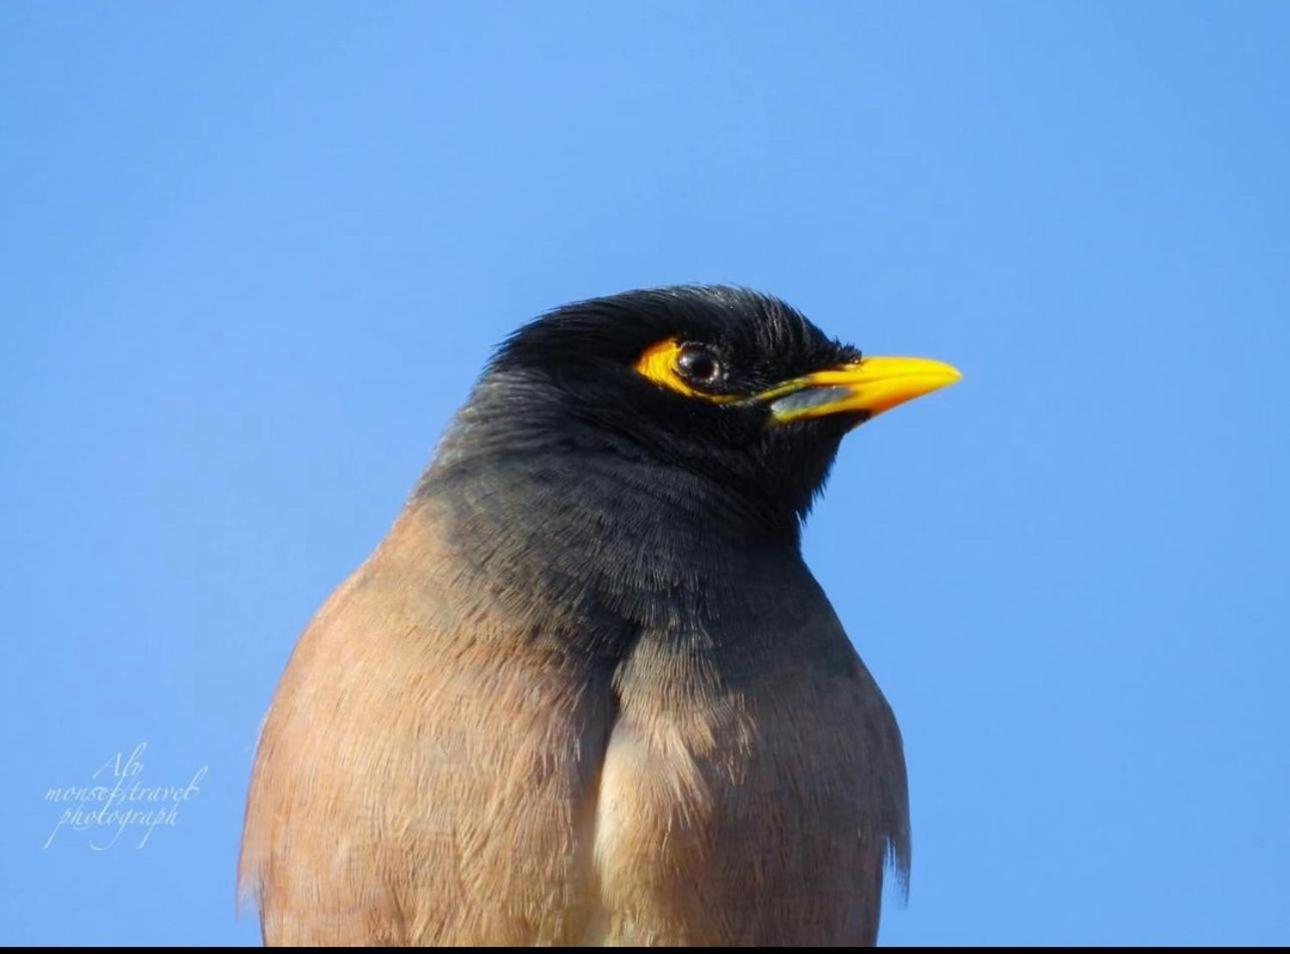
587,595,910,946
239,502,616,945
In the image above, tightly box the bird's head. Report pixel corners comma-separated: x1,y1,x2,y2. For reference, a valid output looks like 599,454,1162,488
434,285,960,541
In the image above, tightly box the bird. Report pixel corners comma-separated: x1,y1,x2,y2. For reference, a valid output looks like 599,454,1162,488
239,285,960,946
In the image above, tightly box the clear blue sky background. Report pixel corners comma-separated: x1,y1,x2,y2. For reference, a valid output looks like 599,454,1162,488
2,1,1287,945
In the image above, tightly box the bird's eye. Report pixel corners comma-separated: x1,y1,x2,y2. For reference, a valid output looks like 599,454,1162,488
633,337,735,401
676,344,723,385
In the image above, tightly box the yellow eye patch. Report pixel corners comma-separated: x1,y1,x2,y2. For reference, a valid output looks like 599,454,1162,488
633,338,741,403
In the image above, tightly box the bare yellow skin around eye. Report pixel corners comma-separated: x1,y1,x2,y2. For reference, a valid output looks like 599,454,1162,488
634,338,740,403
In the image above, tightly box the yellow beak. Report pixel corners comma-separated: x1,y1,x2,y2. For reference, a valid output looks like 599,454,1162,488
764,356,962,423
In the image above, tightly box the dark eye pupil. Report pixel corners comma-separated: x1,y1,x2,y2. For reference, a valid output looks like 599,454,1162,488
678,345,720,383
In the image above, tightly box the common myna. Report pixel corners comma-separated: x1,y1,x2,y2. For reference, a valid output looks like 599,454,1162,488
240,285,960,946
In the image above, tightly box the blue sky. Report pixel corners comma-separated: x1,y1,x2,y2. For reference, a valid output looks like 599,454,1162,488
2,1,1287,945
